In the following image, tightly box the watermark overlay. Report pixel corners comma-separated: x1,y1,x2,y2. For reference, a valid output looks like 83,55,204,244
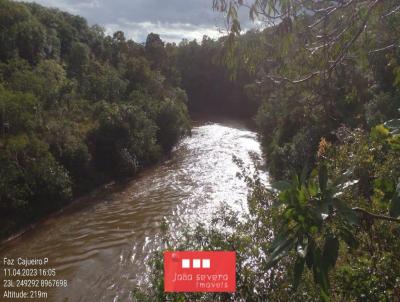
164,251,236,292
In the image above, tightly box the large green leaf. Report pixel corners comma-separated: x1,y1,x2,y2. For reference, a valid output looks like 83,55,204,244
322,236,339,270
312,247,330,297
318,164,328,193
300,164,309,184
298,185,307,205
268,226,290,251
266,226,297,268
267,235,296,268
305,238,315,269
293,256,305,290
320,288,331,302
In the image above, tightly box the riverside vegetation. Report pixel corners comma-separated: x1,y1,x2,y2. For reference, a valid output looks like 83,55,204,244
133,1,400,301
0,0,192,239
1,0,400,301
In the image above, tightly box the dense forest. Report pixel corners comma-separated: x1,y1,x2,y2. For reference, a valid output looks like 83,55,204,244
1,0,400,300
0,0,194,239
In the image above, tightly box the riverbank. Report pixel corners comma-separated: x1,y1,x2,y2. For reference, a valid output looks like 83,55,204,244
0,115,256,245
0,180,122,246
0,142,183,245
0,121,262,301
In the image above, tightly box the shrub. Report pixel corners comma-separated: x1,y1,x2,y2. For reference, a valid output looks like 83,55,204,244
0,135,72,237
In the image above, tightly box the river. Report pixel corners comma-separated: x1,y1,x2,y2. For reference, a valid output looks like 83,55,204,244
0,120,265,301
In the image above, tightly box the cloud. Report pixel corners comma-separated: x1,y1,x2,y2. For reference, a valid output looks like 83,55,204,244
25,0,255,43
105,20,224,44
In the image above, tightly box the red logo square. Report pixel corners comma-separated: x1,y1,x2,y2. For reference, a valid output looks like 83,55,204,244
164,251,236,292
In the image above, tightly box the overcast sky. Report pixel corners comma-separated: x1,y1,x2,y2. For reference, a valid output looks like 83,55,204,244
26,0,254,43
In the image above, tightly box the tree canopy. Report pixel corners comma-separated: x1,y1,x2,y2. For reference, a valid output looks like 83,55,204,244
0,0,190,239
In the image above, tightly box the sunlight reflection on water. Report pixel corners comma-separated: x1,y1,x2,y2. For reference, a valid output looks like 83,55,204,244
0,120,267,301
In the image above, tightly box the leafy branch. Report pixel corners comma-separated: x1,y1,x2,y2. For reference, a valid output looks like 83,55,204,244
213,0,400,84
265,163,400,300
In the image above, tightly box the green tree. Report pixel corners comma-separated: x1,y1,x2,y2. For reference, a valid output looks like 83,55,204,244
145,33,167,70
0,135,72,237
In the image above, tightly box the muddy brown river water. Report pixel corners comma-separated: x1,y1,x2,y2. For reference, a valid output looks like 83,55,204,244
0,120,266,301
